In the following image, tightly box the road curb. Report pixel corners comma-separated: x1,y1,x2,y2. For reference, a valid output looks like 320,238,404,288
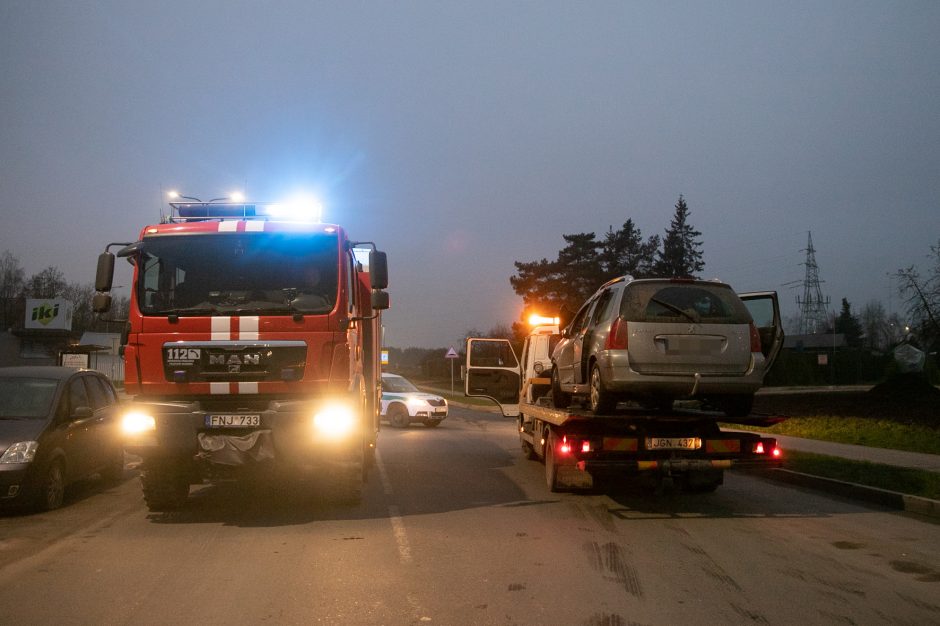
760,468,940,519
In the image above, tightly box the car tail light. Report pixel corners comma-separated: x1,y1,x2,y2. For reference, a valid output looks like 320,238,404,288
749,322,762,352
606,317,628,350
754,441,765,454
581,440,591,453
560,435,571,455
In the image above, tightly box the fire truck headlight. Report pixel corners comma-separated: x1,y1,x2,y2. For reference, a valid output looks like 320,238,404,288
121,411,156,435
313,404,356,438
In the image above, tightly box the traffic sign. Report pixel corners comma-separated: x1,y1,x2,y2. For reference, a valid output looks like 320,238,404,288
445,347,458,359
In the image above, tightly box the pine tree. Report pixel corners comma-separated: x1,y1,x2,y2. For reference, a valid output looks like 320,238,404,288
654,195,704,278
834,298,864,347
598,219,660,282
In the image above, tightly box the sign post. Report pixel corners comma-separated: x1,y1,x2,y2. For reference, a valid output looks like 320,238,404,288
445,347,459,393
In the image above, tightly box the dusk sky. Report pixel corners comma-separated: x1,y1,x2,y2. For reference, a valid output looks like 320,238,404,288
2,1,938,349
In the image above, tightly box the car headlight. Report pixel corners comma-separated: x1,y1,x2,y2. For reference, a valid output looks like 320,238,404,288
407,397,428,408
312,403,357,438
121,411,156,435
0,441,39,464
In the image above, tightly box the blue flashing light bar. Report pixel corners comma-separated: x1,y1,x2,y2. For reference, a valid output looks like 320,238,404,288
169,199,323,223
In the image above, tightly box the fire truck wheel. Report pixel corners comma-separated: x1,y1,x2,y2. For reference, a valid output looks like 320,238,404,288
328,455,364,505
388,404,410,428
551,367,571,409
544,432,560,492
140,462,190,512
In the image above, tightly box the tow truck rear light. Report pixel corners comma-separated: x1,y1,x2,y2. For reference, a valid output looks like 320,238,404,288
606,317,628,350
749,323,762,352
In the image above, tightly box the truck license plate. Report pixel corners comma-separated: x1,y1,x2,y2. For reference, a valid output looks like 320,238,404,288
205,414,261,428
646,437,701,450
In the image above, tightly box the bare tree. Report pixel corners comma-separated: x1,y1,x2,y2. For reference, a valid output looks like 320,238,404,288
895,239,940,348
0,250,25,330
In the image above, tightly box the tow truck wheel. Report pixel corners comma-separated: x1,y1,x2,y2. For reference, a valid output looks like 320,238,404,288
544,432,560,492
589,364,617,413
388,404,410,428
551,367,571,409
140,461,190,512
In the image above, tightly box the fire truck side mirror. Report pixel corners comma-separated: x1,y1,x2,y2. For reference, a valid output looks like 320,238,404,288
369,251,388,290
93,293,112,314
371,291,390,311
95,252,115,292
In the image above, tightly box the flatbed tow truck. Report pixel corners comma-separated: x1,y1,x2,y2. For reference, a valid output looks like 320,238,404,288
465,318,783,493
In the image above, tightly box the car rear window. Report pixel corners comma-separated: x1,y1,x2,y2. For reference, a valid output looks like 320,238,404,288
619,282,752,324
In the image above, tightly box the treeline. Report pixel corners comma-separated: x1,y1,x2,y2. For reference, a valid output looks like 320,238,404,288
509,195,702,325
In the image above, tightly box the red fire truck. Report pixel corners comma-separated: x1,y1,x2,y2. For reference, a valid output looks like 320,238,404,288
93,199,388,511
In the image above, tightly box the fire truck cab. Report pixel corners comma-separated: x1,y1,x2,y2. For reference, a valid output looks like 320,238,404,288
94,200,388,511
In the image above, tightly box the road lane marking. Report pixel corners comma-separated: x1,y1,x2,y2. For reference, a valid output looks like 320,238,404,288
375,450,412,563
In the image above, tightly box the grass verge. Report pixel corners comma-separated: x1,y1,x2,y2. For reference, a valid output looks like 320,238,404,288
727,416,940,455
783,451,940,501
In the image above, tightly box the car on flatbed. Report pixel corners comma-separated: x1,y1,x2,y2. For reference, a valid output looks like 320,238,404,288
380,374,448,428
550,276,783,416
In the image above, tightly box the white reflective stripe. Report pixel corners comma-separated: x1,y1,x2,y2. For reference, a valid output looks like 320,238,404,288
238,382,259,394
245,221,265,232
210,383,229,394
218,221,239,232
211,317,230,340
240,317,259,340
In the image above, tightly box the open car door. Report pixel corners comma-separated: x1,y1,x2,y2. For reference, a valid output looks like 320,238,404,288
464,338,521,417
739,291,784,374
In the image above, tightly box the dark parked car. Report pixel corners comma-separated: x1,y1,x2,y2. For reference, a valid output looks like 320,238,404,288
0,366,124,512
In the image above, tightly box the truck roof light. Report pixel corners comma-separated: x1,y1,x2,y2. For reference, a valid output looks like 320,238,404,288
169,198,323,223
529,314,560,327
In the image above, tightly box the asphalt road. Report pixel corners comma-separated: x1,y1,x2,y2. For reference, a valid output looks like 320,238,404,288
1,406,938,625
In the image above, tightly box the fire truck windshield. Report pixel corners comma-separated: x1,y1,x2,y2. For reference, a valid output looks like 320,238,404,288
136,232,340,316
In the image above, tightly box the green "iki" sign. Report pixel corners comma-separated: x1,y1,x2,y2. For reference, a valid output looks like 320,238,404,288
31,302,60,326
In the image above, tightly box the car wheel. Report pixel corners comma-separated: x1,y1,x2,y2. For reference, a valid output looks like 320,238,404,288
551,367,571,409
423,418,443,428
720,394,754,418
589,364,617,413
388,404,410,428
140,461,190,512
34,459,66,512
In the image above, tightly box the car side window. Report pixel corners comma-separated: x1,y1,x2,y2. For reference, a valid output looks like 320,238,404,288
83,376,113,410
589,289,615,326
565,304,589,337
68,378,90,415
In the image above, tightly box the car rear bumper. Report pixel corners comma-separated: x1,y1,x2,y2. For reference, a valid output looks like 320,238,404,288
598,352,764,396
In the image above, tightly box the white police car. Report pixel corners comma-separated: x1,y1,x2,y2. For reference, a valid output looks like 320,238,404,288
380,373,448,428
